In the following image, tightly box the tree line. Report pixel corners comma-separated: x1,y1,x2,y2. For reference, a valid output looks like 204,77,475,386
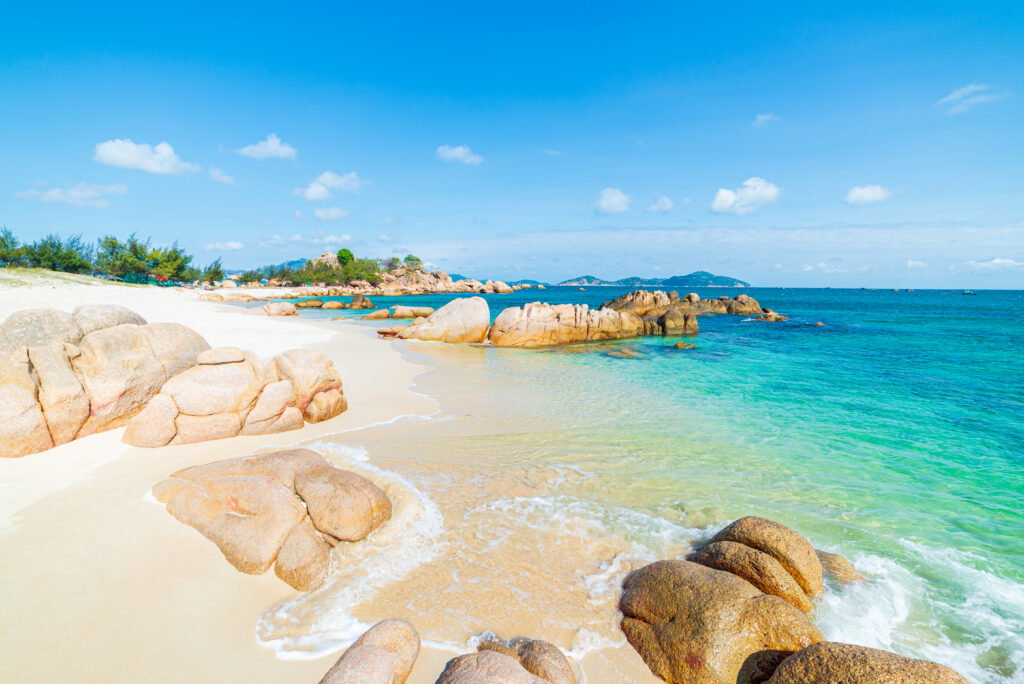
0,228,423,286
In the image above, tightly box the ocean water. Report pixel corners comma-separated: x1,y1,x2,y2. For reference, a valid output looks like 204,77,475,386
251,287,1024,682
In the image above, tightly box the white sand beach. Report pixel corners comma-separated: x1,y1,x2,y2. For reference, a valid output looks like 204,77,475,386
0,276,655,683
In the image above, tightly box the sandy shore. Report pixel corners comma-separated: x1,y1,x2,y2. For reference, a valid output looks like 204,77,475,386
0,278,656,683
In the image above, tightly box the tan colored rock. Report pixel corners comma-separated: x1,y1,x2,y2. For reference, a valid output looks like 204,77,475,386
659,308,699,336
479,637,575,684
710,517,823,598
0,353,54,457
294,463,392,542
296,298,324,309
197,347,246,365
140,322,210,379
491,281,514,294
816,550,865,585
304,388,347,423
439,650,548,684
198,293,225,302
172,411,242,444
322,300,347,310
600,290,674,317
364,309,391,320
320,644,395,684
683,292,700,303
488,303,644,347
619,560,822,684
240,405,304,436
727,294,762,315
690,540,813,613
263,302,298,316
346,619,421,684
160,360,262,417
391,306,435,319
72,324,168,436
0,307,83,349
28,342,89,446
242,379,296,425
275,516,332,591
675,341,697,350
755,311,790,322
396,297,490,344
272,348,343,412
767,642,970,683
71,304,146,335
350,293,374,310
121,393,179,447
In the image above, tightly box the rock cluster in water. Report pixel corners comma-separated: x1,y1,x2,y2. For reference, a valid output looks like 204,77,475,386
123,347,346,446
154,448,390,591
620,516,969,684
0,305,209,457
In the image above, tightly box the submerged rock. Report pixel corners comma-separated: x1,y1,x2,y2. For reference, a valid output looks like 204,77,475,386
816,550,865,585
767,642,970,683
153,448,391,590
619,559,822,684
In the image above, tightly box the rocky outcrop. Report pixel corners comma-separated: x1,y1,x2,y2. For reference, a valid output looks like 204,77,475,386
619,560,822,684
708,517,823,599
601,290,769,319
816,550,865,585
438,650,548,684
153,448,390,590
364,309,392,320
320,619,421,684
767,642,970,683
322,300,347,310
478,636,575,684
690,541,813,614
123,347,346,447
658,308,698,336
255,302,298,316
1,307,210,457
391,297,491,344
350,293,374,310
391,306,435,319
296,298,324,309
755,310,789,322
487,303,644,348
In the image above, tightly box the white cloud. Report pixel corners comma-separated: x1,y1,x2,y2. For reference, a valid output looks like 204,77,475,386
711,177,780,215
209,167,238,185
15,182,126,208
906,260,927,269
259,234,285,248
953,257,1024,273
645,195,674,213
290,233,352,246
236,133,297,160
93,139,199,174
596,188,631,214
203,241,244,251
314,207,349,221
378,234,392,242
753,113,779,127
845,184,894,205
293,171,364,201
437,144,483,165
936,83,1009,114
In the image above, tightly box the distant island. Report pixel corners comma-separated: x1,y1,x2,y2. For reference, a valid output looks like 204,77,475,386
558,271,750,288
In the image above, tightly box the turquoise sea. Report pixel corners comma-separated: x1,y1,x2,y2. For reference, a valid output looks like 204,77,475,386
252,287,1024,682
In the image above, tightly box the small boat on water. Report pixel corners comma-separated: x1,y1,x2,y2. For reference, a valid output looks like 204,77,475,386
962,290,977,295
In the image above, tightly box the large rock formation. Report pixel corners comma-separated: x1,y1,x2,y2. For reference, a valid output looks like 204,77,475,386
0,306,210,457
152,448,390,590
123,347,346,447
392,297,491,344
438,650,548,684
487,303,644,348
619,560,822,684
478,636,576,684
767,642,970,683
708,517,823,599
391,306,435,319
320,619,421,684
601,290,766,318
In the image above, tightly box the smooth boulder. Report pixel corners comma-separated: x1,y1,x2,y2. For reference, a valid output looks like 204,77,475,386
487,303,644,347
438,650,548,684
710,517,823,598
479,637,575,684
690,540,813,613
320,619,420,684
71,304,146,335
619,560,822,684
767,642,970,683
396,297,490,344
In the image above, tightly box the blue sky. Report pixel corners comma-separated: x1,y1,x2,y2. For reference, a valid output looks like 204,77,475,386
2,2,1022,287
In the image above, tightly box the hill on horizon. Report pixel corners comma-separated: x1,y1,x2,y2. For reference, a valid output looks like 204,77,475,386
558,271,749,287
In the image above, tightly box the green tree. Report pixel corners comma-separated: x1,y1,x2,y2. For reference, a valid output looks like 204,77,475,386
0,228,25,267
26,234,93,273
237,270,261,284
150,243,194,280
95,236,128,276
336,248,354,266
202,258,224,282
383,257,401,271
403,254,421,268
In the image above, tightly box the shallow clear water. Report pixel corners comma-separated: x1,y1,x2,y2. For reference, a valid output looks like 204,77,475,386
256,287,1024,682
